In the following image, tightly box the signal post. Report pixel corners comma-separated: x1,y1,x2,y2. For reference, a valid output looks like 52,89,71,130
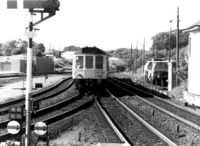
24,12,34,146
7,1,60,146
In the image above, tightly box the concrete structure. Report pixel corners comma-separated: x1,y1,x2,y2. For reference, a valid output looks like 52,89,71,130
168,61,176,91
182,20,200,106
61,51,74,61
0,56,26,73
0,55,54,75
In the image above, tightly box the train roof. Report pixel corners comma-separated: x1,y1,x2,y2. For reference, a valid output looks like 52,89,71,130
74,46,107,55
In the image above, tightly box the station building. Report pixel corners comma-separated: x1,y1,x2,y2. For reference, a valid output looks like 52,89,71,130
0,55,54,75
182,20,200,106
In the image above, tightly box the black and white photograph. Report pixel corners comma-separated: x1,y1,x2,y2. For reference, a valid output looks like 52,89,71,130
0,0,200,145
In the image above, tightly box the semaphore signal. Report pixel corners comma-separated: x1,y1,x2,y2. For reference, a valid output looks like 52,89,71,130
7,0,60,10
7,1,60,146
7,0,17,9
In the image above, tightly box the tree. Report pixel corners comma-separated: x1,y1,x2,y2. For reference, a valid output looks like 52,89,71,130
151,31,189,51
63,46,81,52
0,39,28,56
1,44,12,56
20,40,28,54
106,50,115,56
0,43,3,56
33,43,45,57
11,48,23,55
0,39,48,56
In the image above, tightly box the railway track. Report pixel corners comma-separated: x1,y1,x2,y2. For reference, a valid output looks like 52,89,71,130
0,77,73,120
0,93,93,142
0,86,78,134
92,98,129,145
113,73,168,93
109,77,200,128
0,77,75,130
1,93,127,145
0,77,129,145
106,77,200,145
0,76,72,108
98,90,174,146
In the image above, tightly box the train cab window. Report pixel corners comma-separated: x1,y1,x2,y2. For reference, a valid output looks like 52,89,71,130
96,56,103,69
76,56,83,69
86,56,93,69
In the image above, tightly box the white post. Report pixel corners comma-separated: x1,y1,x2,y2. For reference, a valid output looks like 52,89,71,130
25,12,33,146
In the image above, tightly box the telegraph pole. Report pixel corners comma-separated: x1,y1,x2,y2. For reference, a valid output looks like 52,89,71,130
141,45,143,73
155,34,158,58
169,26,171,62
49,43,51,54
58,46,60,58
131,43,132,73
133,44,135,73
143,37,145,72
131,44,132,62
135,40,138,74
176,7,180,86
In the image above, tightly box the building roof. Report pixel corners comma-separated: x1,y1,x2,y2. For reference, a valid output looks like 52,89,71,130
0,55,51,61
182,20,200,32
0,55,27,61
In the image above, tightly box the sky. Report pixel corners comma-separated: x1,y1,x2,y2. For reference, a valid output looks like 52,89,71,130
0,0,200,52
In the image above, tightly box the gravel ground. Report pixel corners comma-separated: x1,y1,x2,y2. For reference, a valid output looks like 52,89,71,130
47,109,106,146
100,96,167,146
120,96,200,146
0,74,109,146
0,74,68,103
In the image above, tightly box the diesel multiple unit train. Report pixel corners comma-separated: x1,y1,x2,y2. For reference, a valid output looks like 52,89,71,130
72,46,109,94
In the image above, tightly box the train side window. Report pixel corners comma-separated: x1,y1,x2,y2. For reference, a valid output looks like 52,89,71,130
76,56,83,69
86,56,93,69
96,56,103,69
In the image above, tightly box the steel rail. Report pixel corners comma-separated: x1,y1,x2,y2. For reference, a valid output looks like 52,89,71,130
105,89,177,146
0,77,72,109
0,95,94,142
0,77,73,116
108,78,200,132
94,98,130,146
0,89,78,130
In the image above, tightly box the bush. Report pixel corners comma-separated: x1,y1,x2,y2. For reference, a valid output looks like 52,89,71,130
169,80,187,99
174,46,188,83
169,46,188,99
